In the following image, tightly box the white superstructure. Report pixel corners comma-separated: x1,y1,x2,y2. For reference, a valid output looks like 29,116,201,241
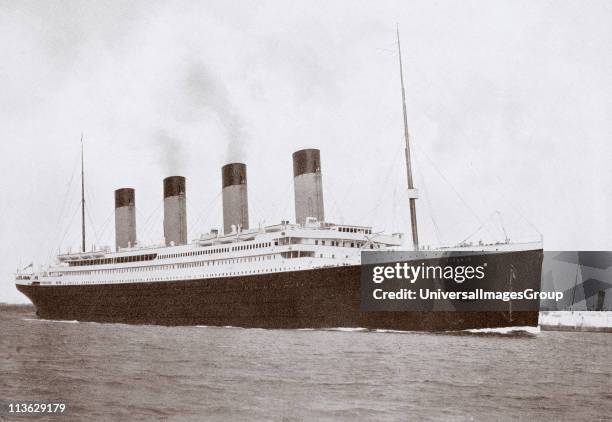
15,217,543,287
16,220,403,286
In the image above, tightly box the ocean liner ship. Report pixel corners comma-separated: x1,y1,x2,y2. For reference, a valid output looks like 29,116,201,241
15,33,543,331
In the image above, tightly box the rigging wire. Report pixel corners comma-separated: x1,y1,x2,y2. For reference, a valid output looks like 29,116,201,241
461,159,542,242
324,182,345,224
413,149,443,245
251,178,294,226
134,207,148,237
496,210,509,241
85,206,100,248
94,209,115,247
362,144,402,225
52,200,81,259
134,207,154,245
391,184,398,232
275,178,296,222
246,193,265,229
55,149,81,228
137,200,163,244
84,181,101,247
389,179,412,237
458,210,503,245
413,142,496,242
323,153,364,223
491,173,542,240
188,190,222,237
39,150,81,264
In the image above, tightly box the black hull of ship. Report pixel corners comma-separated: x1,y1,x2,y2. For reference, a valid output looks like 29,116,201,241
17,249,543,331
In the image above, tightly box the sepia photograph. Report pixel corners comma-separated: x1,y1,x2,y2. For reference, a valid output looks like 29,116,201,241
1,1,611,420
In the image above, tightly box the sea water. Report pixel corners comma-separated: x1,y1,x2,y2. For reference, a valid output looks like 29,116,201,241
1,305,610,421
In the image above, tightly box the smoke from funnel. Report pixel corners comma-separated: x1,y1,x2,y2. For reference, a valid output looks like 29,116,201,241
185,61,246,162
156,129,184,175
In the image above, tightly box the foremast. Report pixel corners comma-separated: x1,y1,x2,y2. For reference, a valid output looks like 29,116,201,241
396,26,419,250
80,134,86,253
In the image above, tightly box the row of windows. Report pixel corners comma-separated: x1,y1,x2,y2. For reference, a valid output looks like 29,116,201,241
159,249,228,259
59,265,309,285
315,239,377,249
58,254,283,277
69,254,157,267
337,227,372,234
233,242,273,251
157,242,275,260
281,251,315,259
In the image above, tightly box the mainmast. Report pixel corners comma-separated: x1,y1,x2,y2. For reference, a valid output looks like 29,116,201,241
80,134,86,253
396,26,419,250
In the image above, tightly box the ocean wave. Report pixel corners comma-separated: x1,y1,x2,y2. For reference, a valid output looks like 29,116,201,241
464,325,540,334
23,318,80,324
324,327,369,332
439,325,541,337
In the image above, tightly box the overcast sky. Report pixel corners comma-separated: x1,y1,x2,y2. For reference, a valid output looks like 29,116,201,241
1,0,611,303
